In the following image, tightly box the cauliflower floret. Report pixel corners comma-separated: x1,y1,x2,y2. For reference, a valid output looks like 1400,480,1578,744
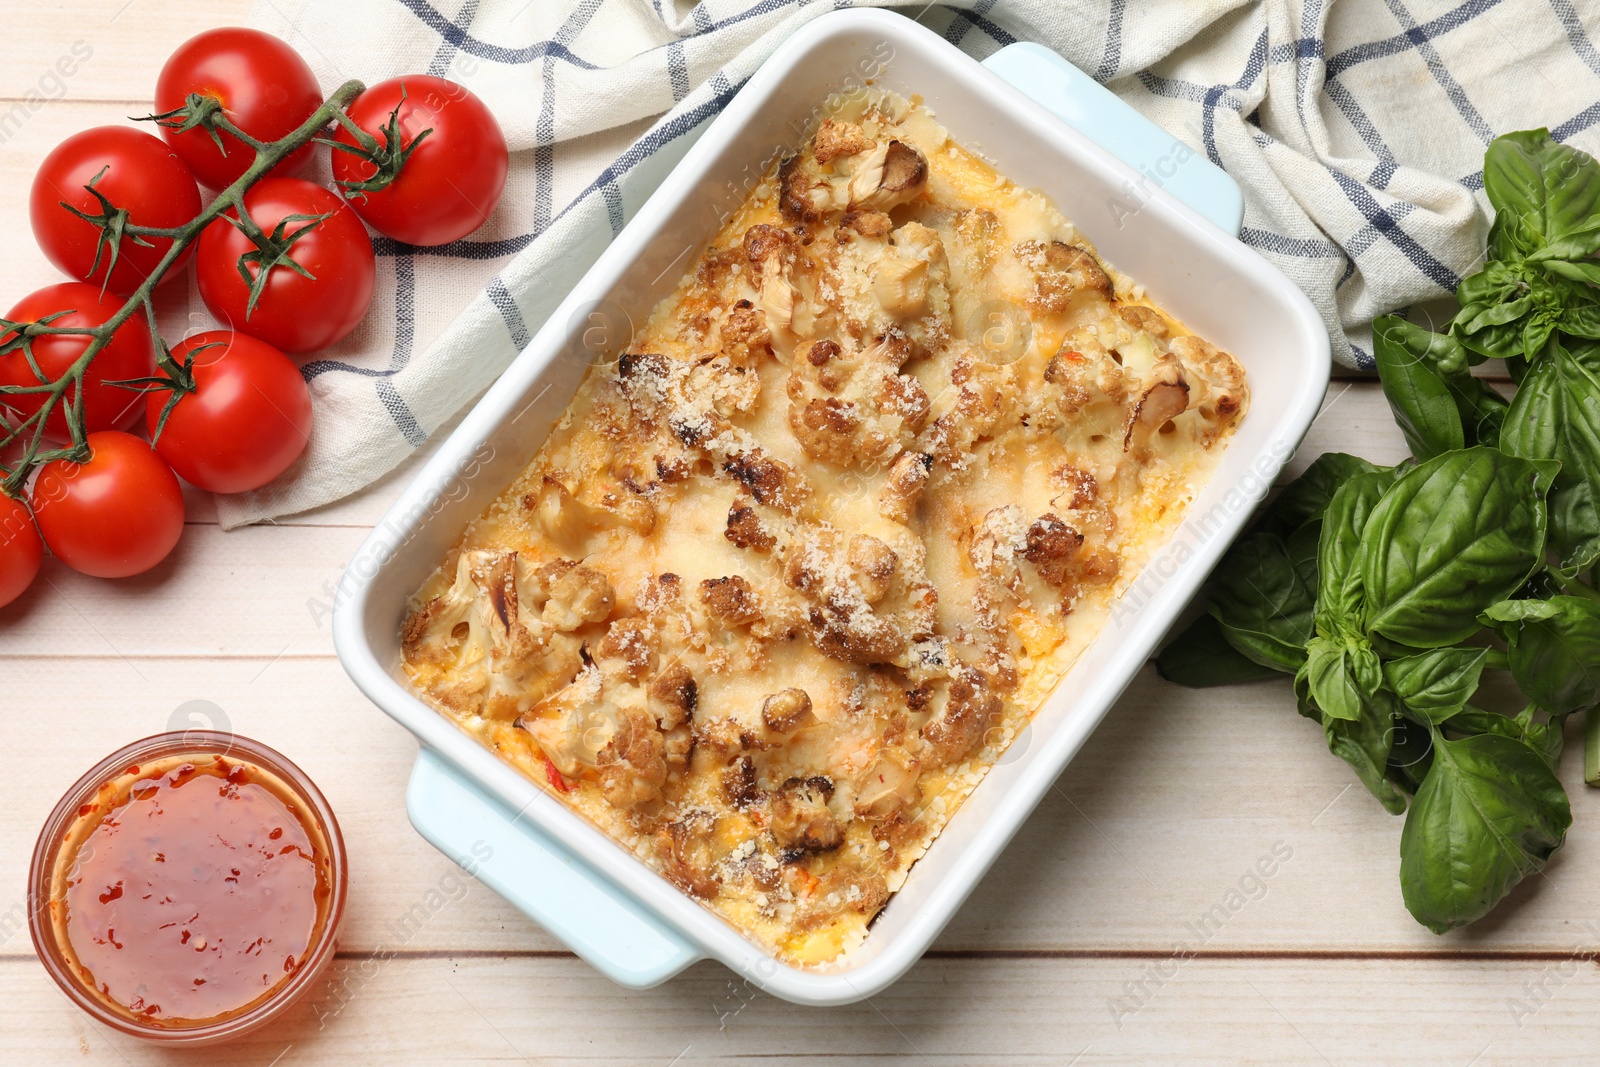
518,664,609,776
528,476,654,555
401,551,585,719
778,153,845,223
1171,334,1248,444
849,534,898,604
519,665,667,814
761,687,816,734
699,575,764,627
873,221,945,320
770,776,844,856
879,450,932,524
813,118,872,165
745,224,799,337
595,705,669,813
657,811,721,899
853,746,921,819
1045,340,1117,407
1026,240,1110,313
1122,356,1191,453
919,667,1002,767
846,139,927,212
789,396,892,467
1119,303,1169,339
1022,514,1085,588
724,501,776,552
532,559,615,631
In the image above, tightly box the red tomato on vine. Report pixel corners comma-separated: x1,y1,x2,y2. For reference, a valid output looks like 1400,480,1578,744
330,75,508,247
30,126,202,296
31,431,185,579
0,494,43,608
195,177,375,355
0,282,154,441
148,331,313,494
153,27,323,190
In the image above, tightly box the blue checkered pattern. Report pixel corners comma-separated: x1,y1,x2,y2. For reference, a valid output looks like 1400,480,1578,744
220,0,1600,526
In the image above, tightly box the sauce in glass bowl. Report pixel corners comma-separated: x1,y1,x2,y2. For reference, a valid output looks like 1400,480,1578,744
30,733,346,1045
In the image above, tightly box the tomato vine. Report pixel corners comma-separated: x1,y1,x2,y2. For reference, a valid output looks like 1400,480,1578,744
0,77,399,497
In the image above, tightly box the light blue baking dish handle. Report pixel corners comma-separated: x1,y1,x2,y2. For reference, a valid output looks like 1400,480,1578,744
404,40,1245,991
982,42,1244,235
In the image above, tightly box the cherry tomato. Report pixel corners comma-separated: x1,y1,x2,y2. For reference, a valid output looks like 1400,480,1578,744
154,28,322,190
30,127,202,296
0,282,154,441
32,431,184,579
331,75,507,246
195,178,375,354
149,331,312,494
0,493,43,608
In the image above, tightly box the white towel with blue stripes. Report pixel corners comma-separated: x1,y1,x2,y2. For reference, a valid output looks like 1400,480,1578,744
219,0,1600,527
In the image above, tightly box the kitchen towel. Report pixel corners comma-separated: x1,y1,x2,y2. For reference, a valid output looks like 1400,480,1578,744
224,0,1600,527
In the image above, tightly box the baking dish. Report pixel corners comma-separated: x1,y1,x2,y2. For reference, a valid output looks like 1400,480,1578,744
332,9,1328,1006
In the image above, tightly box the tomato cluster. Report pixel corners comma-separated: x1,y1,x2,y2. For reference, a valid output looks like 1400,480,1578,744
0,28,508,606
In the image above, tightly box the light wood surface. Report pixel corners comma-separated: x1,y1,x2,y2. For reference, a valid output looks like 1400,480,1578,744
4,4,1597,1064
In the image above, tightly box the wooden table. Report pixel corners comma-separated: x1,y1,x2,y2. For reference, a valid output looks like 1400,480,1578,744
5,4,1598,1063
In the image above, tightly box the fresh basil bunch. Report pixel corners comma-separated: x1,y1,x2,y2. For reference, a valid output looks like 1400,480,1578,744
1159,128,1600,934
1455,130,1600,364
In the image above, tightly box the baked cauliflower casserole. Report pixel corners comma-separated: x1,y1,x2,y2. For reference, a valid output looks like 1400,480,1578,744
401,91,1248,964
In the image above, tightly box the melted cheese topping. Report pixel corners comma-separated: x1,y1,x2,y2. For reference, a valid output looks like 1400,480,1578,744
400,91,1248,965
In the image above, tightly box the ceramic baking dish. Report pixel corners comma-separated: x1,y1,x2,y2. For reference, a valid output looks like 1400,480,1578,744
332,9,1329,1006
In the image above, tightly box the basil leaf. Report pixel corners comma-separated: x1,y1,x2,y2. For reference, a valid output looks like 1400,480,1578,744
1156,614,1285,687
1547,485,1600,578
1540,273,1600,345
1500,338,1600,575
1456,261,1522,318
1304,634,1380,722
1441,703,1565,771
1262,452,1380,536
1561,291,1600,339
1522,299,1559,362
1383,647,1489,725
1323,702,1406,815
1483,129,1600,261
1316,469,1400,631
1294,639,1406,812
1455,309,1526,362
1452,230,1600,363
1544,257,1600,289
1443,705,1523,741
1368,316,1509,449
1455,262,1532,361
1487,205,1537,261
1388,714,1436,794
1300,631,1408,812
1286,521,1320,594
1400,731,1570,933
1293,660,1318,721
1362,448,1553,648
1207,532,1315,672
1373,317,1465,460
1482,595,1600,713
1515,704,1567,770
1448,375,1510,448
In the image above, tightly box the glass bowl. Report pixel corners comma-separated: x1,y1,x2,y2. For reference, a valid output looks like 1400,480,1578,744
28,731,347,1046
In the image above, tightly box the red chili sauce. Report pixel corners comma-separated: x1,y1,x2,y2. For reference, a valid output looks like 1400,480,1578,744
58,756,328,1025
